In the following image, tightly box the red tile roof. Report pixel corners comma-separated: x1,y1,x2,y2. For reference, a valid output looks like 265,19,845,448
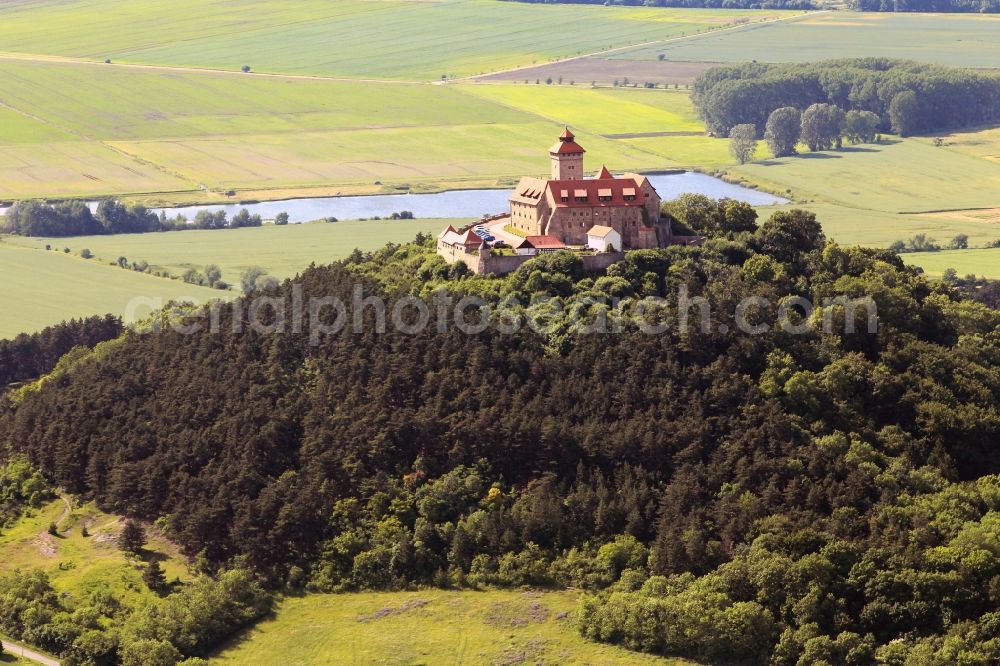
550,127,586,155
597,165,613,179
524,235,567,250
550,139,586,155
547,177,645,208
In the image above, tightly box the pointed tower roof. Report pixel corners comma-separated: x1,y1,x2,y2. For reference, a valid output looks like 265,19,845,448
597,165,613,180
550,128,586,155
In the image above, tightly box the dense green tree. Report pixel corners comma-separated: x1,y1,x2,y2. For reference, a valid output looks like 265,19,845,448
764,107,801,157
118,520,146,555
889,90,920,137
800,103,845,151
844,109,880,144
728,123,758,164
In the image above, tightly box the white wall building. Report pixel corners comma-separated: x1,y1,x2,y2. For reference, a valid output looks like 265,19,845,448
586,225,621,253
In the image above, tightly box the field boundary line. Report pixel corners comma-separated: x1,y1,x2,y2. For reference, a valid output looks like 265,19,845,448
455,9,825,83
0,51,421,85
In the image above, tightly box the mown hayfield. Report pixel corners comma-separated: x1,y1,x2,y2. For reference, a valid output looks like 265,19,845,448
0,140,195,200
611,12,1000,68
108,122,666,191
732,140,1000,214
625,135,758,167
902,248,1000,279
924,126,1000,164
0,497,190,604
0,0,781,81
755,201,1000,253
209,589,693,666
0,59,684,200
0,59,532,141
460,84,704,135
0,241,224,338
5,219,460,286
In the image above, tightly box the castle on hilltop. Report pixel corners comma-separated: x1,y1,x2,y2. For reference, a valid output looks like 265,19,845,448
437,130,675,275
509,128,665,249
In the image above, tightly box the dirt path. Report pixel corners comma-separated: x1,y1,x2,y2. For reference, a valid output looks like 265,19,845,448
0,636,61,666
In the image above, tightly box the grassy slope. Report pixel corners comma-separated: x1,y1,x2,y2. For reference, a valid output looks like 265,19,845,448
0,0,777,81
210,589,692,666
610,12,1000,68
4,219,463,285
0,241,226,338
0,498,190,605
733,139,1000,255
902,248,1000,279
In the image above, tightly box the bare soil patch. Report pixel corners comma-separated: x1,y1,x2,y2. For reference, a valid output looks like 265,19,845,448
477,58,719,86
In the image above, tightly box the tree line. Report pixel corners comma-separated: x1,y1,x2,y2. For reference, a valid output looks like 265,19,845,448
1,200,265,237
0,315,122,388
1,199,999,664
693,58,1000,138
500,0,999,10
850,0,998,11
504,0,815,7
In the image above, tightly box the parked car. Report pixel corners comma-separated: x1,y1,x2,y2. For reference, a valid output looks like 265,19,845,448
492,240,509,249
484,235,496,242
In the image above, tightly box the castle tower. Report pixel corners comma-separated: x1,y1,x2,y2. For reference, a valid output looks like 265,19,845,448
549,128,585,180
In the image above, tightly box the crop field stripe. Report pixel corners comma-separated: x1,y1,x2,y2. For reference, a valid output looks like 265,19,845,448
609,11,1000,68
0,0,785,80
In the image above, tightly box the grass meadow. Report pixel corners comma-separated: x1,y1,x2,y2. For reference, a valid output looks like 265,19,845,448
209,589,691,666
611,12,1000,68
0,0,779,81
5,219,459,286
902,248,1000,279
0,497,190,605
0,241,225,338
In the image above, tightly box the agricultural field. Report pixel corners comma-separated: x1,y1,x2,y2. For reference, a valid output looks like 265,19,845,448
460,85,704,135
209,589,692,666
4,218,461,286
902,248,1000,280
610,12,1000,68
0,59,695,201
0,497,190,604
0,0,784,81
0,241,224,338
107,122,663,193
732,139,1000,251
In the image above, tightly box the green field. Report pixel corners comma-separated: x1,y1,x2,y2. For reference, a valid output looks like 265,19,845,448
902,248,1000,279
0,241,225,338
734,141,1000,215
0,498,190,604
461,85,704,135
209,589,691,666
0,0,778,81
0,60,697,201
611,12,1000,68
5,219,460,286
731,139,1000,250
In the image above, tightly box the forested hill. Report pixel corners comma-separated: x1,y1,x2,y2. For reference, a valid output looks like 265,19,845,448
2,204,1000,664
